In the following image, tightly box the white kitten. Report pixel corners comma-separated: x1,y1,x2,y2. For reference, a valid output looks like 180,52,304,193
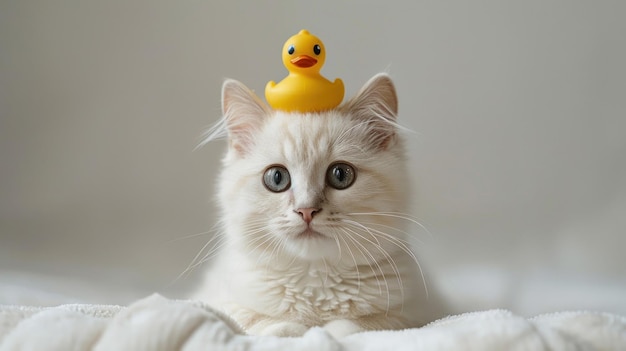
193,74,443,338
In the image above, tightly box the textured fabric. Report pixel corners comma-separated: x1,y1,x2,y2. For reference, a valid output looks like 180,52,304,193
1,294,624,350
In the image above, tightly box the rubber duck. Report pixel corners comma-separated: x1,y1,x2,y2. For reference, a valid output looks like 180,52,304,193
265,29,344,113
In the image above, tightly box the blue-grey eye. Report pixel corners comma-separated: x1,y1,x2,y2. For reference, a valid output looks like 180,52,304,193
263,165,291,192
326,162,356,190
313,44,321,55
288,45,295,55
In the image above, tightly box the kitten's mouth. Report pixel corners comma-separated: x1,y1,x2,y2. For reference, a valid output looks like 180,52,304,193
296,228,326,239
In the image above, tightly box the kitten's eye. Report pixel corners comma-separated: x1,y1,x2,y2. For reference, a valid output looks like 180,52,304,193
263,165,291,193
313,44,321,55
288,45,295,55
326,162,356,190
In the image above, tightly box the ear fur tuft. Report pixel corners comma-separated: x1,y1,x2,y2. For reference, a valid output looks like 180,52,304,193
341,73,399,149
218,79,271,155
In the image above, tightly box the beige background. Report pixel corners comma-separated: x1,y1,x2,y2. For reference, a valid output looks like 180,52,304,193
1,1,625,314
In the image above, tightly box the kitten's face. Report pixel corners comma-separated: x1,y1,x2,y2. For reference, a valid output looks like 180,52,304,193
216,75,409,263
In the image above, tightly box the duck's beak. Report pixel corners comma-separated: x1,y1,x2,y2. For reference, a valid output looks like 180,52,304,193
290,55,317,68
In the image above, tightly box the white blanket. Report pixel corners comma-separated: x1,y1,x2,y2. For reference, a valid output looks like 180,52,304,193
1,294,624,350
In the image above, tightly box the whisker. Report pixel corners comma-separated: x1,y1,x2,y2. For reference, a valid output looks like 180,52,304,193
258,236,281,270
336,230,361,295
187,239,229,272
322,257,330,286
374,231,429,300
342,228,387,305
173,231,226,284
347,212,433,240
247,232,274,250
332,231,343,265
342,226,399,315
353,221,420,245
265,235,287,271
342,219,383,247
249,234,278,267
164,228,219,244
342,219,429,301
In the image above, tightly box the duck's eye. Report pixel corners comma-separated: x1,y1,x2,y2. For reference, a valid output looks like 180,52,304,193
326,162,356,190
263,165,291,192
287,45,295,55
313,44,321,55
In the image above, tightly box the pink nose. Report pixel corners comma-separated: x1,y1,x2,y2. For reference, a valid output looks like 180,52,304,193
295,208,321,224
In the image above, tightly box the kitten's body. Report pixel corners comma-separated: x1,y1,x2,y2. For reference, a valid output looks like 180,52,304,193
194,74,443,337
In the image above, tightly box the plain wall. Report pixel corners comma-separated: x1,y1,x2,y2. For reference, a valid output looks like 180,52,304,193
1,1,625,313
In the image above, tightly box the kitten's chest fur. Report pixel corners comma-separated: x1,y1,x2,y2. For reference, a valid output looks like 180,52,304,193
200,249,414,325
260,262,385,318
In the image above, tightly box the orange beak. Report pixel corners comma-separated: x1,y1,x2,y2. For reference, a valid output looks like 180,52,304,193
290,55,318,68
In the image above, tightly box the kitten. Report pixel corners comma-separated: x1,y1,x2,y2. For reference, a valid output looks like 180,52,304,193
193,73,443,338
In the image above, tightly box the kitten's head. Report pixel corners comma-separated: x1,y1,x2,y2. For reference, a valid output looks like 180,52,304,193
212,74,410,264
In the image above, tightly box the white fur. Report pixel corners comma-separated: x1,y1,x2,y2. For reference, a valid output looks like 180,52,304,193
193,74,443,337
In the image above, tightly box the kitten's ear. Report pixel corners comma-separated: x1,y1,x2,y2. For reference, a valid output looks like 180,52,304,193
222,79,271,155
341,73,399,149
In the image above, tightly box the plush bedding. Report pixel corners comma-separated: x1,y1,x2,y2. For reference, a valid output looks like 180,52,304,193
1,293,624,351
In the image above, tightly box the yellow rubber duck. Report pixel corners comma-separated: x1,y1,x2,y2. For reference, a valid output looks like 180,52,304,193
265,29,344,113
